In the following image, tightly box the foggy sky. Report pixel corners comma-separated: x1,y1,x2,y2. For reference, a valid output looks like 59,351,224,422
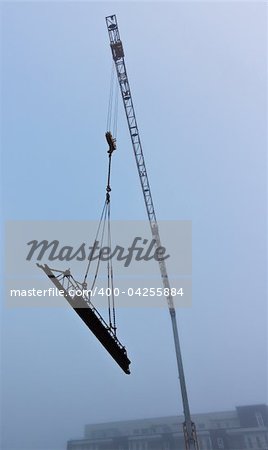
1,2,267,450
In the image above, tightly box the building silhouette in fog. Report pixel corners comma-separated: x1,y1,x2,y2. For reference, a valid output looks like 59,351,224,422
67,404,268,450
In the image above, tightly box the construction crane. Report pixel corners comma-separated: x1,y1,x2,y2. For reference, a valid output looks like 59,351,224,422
105,14,199,450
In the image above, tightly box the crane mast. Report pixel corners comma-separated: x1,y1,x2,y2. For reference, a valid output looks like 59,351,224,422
105,15,199,450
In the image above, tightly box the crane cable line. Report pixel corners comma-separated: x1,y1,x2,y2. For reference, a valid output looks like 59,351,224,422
106,63,119,138
105,61,118,332
83,199,107,286
107,201,116,333
82,150,117,332
82,72,118,332
113,81,119,138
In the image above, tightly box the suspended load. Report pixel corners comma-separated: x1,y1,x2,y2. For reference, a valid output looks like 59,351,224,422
37,264,130,374
38,131,131,375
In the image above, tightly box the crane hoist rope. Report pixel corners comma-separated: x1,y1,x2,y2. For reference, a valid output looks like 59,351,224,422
106,63,119,138
83,130,117,333
83,59,119,331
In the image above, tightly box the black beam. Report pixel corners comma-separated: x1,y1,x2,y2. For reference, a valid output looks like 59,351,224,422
38,264,131,374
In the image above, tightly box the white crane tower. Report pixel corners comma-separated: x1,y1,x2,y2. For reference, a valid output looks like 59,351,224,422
105,14,199,450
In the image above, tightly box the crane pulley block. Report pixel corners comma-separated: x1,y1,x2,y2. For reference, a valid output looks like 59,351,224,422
111,41,124,60
105,131,116,153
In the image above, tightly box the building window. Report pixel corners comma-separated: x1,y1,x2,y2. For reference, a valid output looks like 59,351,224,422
217,437,225,449
256,412,265,427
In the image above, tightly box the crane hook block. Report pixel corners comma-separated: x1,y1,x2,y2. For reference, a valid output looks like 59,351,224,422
106,131,116,153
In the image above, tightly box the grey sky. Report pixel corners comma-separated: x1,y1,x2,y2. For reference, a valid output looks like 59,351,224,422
1,2,267,450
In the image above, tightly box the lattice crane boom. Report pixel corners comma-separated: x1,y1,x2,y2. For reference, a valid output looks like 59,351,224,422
106,14,199,450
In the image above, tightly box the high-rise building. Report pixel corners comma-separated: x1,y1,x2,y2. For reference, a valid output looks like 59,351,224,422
67,404,268,450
